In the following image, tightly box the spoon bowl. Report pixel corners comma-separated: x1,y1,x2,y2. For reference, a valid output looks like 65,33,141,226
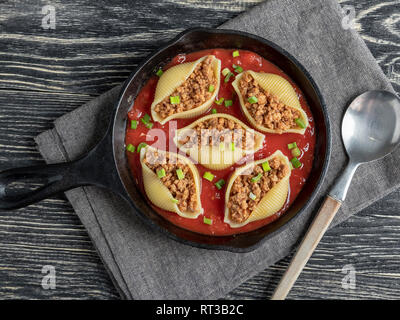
342,90,400,163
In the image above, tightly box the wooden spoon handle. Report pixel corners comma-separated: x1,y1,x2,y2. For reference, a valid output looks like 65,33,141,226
271,196,342,300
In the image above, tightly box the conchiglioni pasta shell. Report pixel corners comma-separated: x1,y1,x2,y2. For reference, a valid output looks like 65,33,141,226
140,146,203,219
151,55,221,124
224,150,291,228
232,71,309,134
173,113,265,170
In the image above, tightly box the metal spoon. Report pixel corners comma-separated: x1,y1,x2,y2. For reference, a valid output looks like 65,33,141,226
272,90,400,300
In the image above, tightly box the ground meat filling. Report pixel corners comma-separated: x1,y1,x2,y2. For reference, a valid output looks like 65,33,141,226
178,117,255,150
154,56,216,119
239,72,302,133
227,157,289,223
144,149,198,213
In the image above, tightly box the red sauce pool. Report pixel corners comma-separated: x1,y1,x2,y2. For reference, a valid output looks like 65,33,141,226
125,49,316,236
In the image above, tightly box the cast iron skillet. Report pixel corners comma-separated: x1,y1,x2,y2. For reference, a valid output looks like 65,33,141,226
0,28,331,252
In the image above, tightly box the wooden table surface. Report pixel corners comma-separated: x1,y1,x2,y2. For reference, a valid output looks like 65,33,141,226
0,0,399,300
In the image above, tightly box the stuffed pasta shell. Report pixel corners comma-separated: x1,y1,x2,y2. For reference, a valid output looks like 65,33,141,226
140,146,203,219
224,150,291,228
151,55,221,124
232,71,309,134
173,113,265,170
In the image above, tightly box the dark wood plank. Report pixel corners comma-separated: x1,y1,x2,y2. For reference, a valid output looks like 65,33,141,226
0,0,399,299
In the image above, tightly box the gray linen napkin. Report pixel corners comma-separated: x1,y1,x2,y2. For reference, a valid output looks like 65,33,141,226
35,0,396,299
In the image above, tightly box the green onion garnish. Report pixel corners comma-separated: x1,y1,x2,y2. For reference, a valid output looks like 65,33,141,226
248,96,258,104
141,114,151,124
232,50,240,57
157,168,166,178
215,179,225,190
291,147,301,158
203,217,212,225
251,173,263,183
291,157,302,169
249,192,257,201
230,142,235,151
222,68,230,76
224,100,233,107
170,96,180,104
145,122,153,129
288,142,297,150
224,72,234,83
203,171,215,182
171,198,179,204
215,97,224,105
262,161,271,172
126,144,135,153
211,108,217,114
295,118,306,129
156,68,163,77
176,168,185,180
208,85,215,92
137,142,148,153
233,64,243,73
131,120,138,129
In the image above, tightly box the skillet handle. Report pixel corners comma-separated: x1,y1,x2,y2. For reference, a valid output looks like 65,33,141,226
0,161,84,210
0,136,126,210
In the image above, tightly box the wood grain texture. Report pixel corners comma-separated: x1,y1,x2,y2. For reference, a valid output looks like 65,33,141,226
0,0,399,300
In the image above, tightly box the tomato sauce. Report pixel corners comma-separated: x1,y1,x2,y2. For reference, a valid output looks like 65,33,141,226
125,49,316,236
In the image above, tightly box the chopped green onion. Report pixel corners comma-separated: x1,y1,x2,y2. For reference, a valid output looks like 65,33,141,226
248,96,258,104
170,96,180,104
224,72,234,83
230,142,235,151
295,118,306,129
176,168,185,180
171,198,179,204
224,100,233,107
249,192,257,201
289,162,294,170
215,179,225,190
232,50,240,57
219,142,225,151
203,171,215,182
215,97,224,105
288,142,298,150
291,147,301,157
233,64,243,73
208,84,215,92
251,173,263,183
222,68,230,76
130,120,138,129
157,168,166,178
126,144,135,153
145,122,153,129
203,217,212,225
141,114,151,125
156,68,163,77
137,142,148,153
211,108,217,114
262,161,271,172
291,157,302,169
